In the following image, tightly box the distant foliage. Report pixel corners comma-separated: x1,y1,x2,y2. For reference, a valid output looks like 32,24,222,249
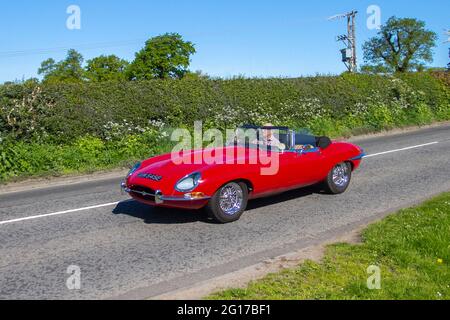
85,55,129,82
38,49,85,83
34,33,196,84
0,73,448,181
430,70,450,87
362,17,437,73
128,33,196,80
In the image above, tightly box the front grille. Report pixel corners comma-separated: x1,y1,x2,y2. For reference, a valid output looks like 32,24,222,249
129,185,156,202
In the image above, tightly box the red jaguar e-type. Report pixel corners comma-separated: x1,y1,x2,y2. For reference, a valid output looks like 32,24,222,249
121,126,364,223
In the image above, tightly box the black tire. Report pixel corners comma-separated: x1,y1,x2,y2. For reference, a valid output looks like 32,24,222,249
206,182,248,223
324,162,352,194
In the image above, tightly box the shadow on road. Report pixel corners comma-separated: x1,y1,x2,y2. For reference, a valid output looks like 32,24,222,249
112,200,208,224
246,184,325,211
113,184,325,224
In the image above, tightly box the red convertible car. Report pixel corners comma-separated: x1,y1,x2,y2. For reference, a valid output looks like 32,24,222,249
121,126,364,223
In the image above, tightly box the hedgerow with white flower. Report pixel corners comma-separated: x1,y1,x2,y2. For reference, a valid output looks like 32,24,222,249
0,72,448,181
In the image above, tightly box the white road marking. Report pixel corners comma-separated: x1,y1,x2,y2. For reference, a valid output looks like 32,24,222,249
0,202,119,226
364,141,439,158
0,141,442,226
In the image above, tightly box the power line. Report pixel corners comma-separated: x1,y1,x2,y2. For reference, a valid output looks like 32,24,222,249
0,39,147,58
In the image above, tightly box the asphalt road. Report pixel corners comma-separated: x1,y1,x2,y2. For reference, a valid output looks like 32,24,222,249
1,124,450,299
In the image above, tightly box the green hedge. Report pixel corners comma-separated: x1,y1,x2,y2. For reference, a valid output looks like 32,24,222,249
0,72,449,181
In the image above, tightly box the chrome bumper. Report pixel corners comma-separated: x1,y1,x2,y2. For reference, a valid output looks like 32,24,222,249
121,182,210,204
349,152,366,161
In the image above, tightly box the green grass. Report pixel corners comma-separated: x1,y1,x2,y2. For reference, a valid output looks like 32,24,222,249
209,193,450,300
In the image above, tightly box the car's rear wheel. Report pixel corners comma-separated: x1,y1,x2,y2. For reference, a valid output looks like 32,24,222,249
324,162,352,194
206,182,248,223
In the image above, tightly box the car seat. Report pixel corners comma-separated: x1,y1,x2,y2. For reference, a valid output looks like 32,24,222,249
315,136,332,149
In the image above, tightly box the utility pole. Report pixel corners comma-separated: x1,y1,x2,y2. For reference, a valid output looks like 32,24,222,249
329,10,358,73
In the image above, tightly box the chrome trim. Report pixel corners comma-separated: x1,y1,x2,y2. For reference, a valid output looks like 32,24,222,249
138,172,163,182
174,172,202,192
122,185,155,197
121,183,210,203
291,130,296,148
120,181,127,195
161,195,211,202
219,182,244,216
155,190,163,204
127,162,142,178
332,163,350,188
349,152,366,161
121,182,156,198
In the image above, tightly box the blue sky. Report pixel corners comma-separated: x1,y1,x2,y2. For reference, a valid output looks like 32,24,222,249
0,0,449,82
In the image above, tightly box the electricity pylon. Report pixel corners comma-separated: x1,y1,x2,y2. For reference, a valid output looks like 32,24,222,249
329,10,358,73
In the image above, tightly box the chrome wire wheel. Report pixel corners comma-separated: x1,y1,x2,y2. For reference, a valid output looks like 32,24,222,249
219,183,244,216
332,163,350,188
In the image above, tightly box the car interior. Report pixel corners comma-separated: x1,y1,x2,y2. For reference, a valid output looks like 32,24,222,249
236,125,332,152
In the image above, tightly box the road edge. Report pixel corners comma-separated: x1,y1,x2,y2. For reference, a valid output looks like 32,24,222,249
345,120,450,143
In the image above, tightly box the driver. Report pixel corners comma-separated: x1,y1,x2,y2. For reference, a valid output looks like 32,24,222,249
260,123,285,150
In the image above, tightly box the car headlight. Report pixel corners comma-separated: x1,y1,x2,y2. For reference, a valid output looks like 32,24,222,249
127,162,141,177
175,172,202,192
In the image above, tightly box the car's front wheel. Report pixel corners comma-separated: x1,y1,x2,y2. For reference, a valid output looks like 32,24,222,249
324,162,352,194
206,182,248,223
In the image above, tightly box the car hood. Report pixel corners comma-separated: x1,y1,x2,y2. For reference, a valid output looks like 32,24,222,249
128,146,245,185
127,146,261,191
139,155,206,178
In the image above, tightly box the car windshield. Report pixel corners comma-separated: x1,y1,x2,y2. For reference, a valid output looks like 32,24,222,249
226,126,319,152
226,126,293,151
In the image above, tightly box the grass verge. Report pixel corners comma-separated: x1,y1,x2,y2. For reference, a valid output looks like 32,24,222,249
209,192,450,300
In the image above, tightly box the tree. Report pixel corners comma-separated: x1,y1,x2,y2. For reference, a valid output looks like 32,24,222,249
38,49,85,83
182,70,211,80
129,33,196,80
85,55,129,82
360,64,392,74
38,58,57,78
362,17,437,73
23,78,40,86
